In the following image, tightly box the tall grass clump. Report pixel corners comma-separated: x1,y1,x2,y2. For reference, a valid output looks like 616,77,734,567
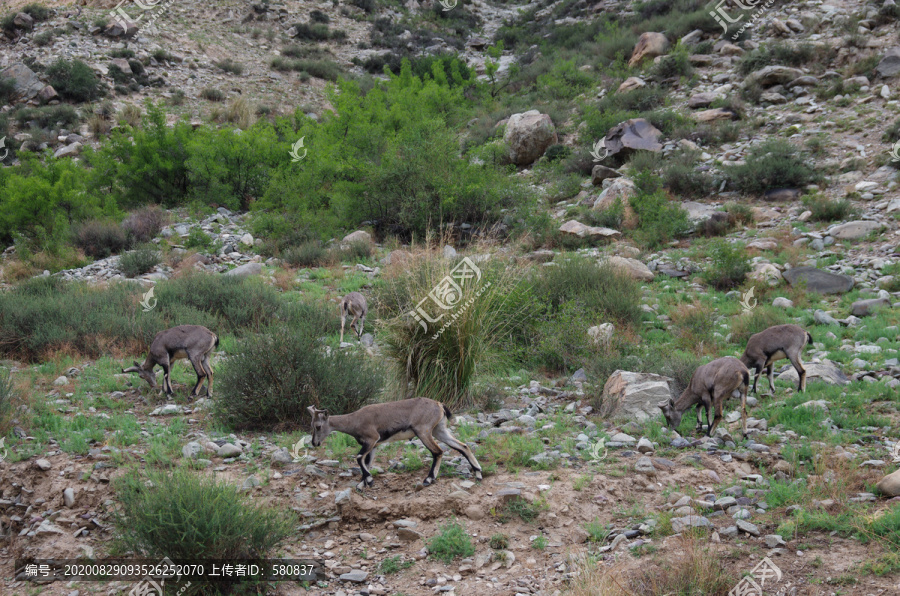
73,219,131,258
630,171,692,249
802,194,856,222
214,325,384,430
0,368,15,433
428,520,475,563
113,467,294,560
376,249,533,410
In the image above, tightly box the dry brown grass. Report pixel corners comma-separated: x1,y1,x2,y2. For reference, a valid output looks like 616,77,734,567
273,268,296,292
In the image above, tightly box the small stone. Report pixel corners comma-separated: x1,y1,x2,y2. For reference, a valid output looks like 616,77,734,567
53,376,68,386
182,441,203,459
34,459,52,471
340,570,368,583
736,519,760,536
218,443,243,457
764,534,786,548
63,488,76,508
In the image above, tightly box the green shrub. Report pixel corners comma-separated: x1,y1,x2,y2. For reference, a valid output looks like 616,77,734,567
545,144,572,162
283,241,332,268
428,521,475,563
270,57,343,81
531,299,600,374
200,87,225,101
86,102,191,206
151,49,176,62
490,533,509,549
73,219,131,258
378,555,413,574
649,42,693,79
725,139,819,195
310,9,330,23
118,244,160,277
536,58,595,99
738,42,828,75
22,3,52,21
661,152,714,197
335,240,373,262
214,58,244,75
113,467,294,561
0,76,15,104
630,171,692,249
46,58,104,102
183,227,213,250
802,194,856,222
214,326,384,430
702,240,750,290
532,255,642,326
110,48,136,59
884,117,900,143
13,104,79,129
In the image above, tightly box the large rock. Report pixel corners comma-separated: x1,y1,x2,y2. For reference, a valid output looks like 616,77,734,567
599,370,674,422
828,221,884,240
224,262,262,277
877,48,900,78
603,256,654,281
694,108,736,123
104,18,139,38
744,66,805,88
559,220,621,240
782,267,854,294
503,110,558,166
876,468,900,497
850,298,890,317
777,360,849,386
628,32,669,67
343,230,372,244
13,12,35,30
0,63,46,102
110,58,133,75
591,165,620,185
604,118,663,158
617,77,646,92
593,178,638,228
54,142,83,159
681,201,718,223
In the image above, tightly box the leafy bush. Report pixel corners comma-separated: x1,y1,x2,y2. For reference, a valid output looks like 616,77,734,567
113,467,294,560
183,227,213,250
200,87,225,101
531,255,642,326
22,3,52,21
46,58,104,102
531,299,600,374
214,58,244,75
0,274,297,361
738,42,828,75
13,104,79,129
270,57,343,81
662,152,714,197
803,194,856,222
0,76,15,104
649,42,693,79
428,521,475,563
726,139,820,195
310,9,329,23
283,241,332,268
121,206,167,242
630,171,691,249
214,326,384,430
702,240,750,290
118,244,160,277
73,219,131,258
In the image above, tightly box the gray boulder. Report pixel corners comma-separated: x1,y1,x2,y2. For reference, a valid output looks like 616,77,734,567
0,63,46,102
743,65,805,88
777,360,849,386
224,262,262,277
850,298,890,317
599,370,674,422
877,48,900,78
828,220,884,240
783,267,854,294
503,110,558,166
604,118,663,157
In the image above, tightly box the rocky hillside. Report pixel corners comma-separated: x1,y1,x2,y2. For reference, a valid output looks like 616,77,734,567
3,0,900,595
